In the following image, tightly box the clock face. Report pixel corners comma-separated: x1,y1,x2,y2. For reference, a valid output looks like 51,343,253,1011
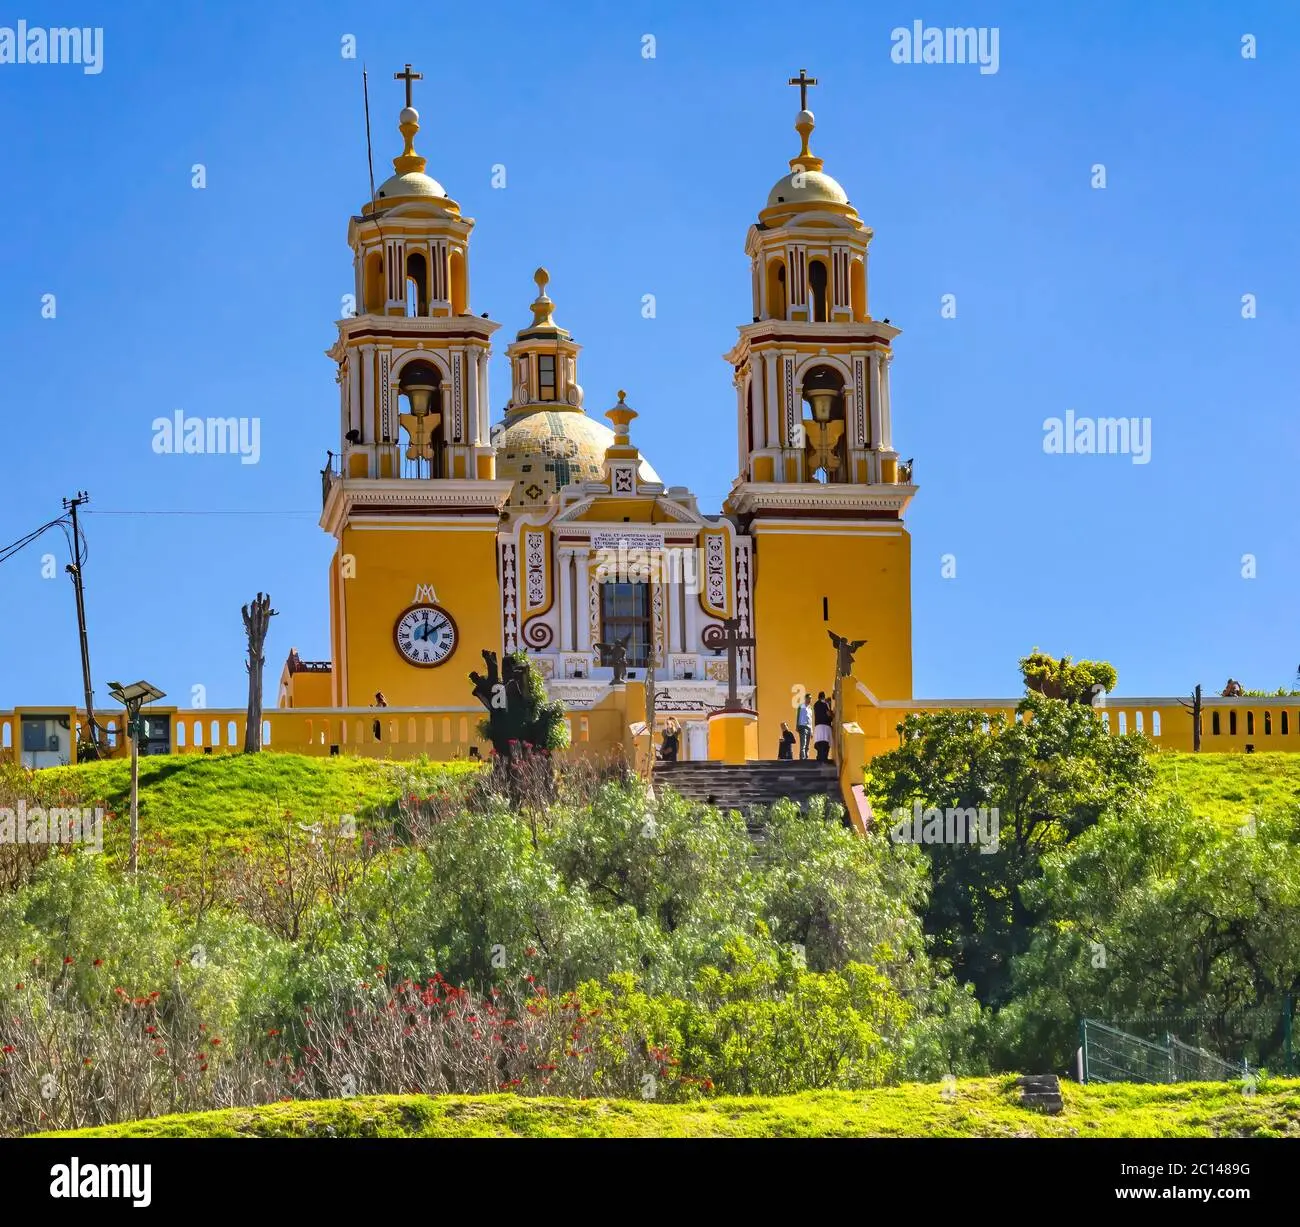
393,604,458,667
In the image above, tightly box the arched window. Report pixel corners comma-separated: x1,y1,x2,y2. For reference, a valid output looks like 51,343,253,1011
1247,711,1255,736
1151,711,1161,737
405,252,429,317
1283,711,1290,735
766,259,787,320
1212,711,1221,736
1264,711,1272,735
1229,711,1237,736
808,260,829,322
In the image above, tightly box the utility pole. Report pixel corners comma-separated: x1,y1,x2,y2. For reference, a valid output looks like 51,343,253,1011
62,492,99,758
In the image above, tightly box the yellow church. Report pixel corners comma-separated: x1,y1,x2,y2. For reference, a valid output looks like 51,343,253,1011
288,68,913,761
5,68,1292,803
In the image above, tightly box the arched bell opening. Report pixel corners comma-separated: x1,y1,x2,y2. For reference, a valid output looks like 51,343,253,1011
808,259,829,323
405,252,429,317
398,360,445,477
800,364,848,483
765,258,787,320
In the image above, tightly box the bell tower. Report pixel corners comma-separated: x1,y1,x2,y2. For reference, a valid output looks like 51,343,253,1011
725,73,916,748
321,65,513,707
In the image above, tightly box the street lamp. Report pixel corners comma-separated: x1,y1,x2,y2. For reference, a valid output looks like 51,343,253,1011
107,680,166,874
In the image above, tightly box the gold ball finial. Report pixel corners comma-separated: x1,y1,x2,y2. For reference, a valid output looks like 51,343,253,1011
529,268,556,328
617,389,627,403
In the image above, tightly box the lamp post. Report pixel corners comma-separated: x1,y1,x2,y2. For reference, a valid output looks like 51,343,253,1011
107,680,166,874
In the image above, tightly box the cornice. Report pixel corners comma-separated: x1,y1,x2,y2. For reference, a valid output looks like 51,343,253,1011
321,477,513,535
726,481,915,518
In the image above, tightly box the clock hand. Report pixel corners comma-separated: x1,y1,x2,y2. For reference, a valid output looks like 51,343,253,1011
421,612,432,642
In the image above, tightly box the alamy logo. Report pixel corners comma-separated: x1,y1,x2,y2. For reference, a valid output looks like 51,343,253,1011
152,412,261,465
50,1158,152,1207
0,803,103,853
0,22,103,73
1043,411,1152,465
890,801,1000,853
890,22,1000,75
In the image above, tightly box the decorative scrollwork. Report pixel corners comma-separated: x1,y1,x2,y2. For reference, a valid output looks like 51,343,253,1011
523,619,553,649
701,622,726,653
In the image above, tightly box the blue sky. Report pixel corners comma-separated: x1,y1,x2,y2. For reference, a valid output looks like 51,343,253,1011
1,0,1297,709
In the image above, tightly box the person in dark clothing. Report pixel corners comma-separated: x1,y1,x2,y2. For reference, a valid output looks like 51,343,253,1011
812,691,833,762
660,717,680,762
778,722,796,759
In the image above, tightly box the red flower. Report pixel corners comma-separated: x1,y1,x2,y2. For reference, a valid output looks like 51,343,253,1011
93,959,103,968
525,947,537,957
83,1058,93,1067
14,983,23,991
2,1046,14,1054
63,956,74,965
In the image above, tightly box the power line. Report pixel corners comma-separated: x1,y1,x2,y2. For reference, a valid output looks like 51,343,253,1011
0,515,74,567
86,509,320,517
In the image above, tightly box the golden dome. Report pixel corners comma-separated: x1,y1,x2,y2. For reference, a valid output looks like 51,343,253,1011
495,408,660,512
766,169,849,209
374,170,450,202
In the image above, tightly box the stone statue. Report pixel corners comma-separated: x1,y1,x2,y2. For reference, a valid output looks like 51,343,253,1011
594,634,632,685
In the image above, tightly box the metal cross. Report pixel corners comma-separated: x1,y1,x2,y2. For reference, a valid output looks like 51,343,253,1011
394,63,423,108
703,617,756,711
787,68,818,110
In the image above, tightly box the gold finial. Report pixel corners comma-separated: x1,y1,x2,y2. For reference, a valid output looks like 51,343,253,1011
606,391,637,442
392,63,427,174
529,267,556,327
787,68,824,172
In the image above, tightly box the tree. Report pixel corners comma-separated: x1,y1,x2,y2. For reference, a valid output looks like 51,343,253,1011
469,650,569,799
1179,683,1203,751
1019,649,1117,705
867,692,1153,1007
241,593,277,753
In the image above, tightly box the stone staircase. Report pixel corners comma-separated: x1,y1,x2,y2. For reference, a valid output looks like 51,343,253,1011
653,760,843,832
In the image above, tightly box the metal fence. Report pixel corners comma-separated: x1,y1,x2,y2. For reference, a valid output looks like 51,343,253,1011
1080,998,1294,1083
1080,1020,1245,1084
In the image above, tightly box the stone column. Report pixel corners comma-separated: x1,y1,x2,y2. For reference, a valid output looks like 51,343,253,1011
347,350,361,440
557,548,574,652
683,572,700,656
763,351,779,457
868,351,883,451
465,348,479,446
880,351,894,452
